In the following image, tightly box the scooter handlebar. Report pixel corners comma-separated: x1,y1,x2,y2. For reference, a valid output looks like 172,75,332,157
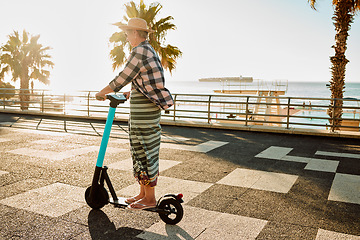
96,94,127,108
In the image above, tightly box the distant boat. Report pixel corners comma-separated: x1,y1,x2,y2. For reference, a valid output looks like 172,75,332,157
199,76,253,82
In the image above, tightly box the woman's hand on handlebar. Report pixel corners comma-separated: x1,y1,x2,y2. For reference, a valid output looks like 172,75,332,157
96,86,113,101
123,91,130,99
95,92,106,101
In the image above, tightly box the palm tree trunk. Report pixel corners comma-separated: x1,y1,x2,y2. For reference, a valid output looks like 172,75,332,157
20,76,30,111
328,0,354,131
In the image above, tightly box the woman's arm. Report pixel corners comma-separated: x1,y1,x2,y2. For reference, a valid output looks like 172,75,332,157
95,85,113,101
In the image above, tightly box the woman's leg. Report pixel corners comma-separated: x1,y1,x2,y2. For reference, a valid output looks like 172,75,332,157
129,184,156,208
126,184,145,203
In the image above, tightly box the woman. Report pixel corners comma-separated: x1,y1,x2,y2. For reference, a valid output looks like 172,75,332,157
95,18,173,210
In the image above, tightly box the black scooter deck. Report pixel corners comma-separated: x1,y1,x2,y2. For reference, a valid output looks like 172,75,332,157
109,197,129,207
109,197,162,213
109,197,170,214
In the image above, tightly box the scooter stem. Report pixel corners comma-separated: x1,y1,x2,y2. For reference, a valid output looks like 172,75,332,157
96,106,116,167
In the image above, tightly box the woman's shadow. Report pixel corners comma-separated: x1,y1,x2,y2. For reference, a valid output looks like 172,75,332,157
88,210,194,240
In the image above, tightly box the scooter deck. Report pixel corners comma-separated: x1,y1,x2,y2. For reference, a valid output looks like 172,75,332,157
109,197,159,212
109,197,129,208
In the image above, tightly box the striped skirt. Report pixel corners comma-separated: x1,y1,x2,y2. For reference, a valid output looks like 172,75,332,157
129,89,161,187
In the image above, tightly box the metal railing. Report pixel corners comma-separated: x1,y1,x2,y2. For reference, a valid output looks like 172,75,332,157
1,88,360,132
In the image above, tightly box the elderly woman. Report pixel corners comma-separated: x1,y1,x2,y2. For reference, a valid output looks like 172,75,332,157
95,18,173,210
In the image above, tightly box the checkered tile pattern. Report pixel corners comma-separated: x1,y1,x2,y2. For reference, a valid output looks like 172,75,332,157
1,120,359,239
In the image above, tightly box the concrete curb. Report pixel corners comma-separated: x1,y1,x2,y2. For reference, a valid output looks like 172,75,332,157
1,109,360,139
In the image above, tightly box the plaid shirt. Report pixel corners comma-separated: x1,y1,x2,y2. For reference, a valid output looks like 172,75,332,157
109,41,174,110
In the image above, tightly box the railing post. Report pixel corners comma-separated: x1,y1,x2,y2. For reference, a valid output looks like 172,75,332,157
173,95,177,121
331,99,336,132
87,91,91,117
41,90,44,112
2,88,5,109
207,95,212,124
286,98,291,129
63,93,66,115
245,96,249,126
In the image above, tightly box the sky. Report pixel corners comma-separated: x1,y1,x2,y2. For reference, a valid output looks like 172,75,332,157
0,0,359,94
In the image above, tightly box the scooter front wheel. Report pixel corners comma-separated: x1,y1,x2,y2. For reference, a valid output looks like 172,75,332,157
85,184,109,209
158,198,184,225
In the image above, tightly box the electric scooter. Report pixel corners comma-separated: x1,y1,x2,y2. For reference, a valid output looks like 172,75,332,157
85,94,184,225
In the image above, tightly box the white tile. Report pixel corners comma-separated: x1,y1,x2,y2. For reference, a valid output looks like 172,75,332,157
328,173,360,204
340,152,360,159
196,212,268,240
0,183,86,217
217,168,298,193
0,170,8,176
316,229,360,240
111,138,129,144
0,137,11,143
0,122,14,126
255,146,293,160
105,147,127,154
6,146,123,161
117,176,212,204
33,139,58,145
304,159,339,173
191,141,228,153
108,159,181,173
160,142,189,151
316,150,360,159
161,140,228,153
107,158,133,171
158,159,182,172
7,147,41,157
12,128,69,136
30,182,85,202
137,205,267,240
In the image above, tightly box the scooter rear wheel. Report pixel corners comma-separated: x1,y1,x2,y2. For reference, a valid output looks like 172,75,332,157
158,198,184,225
85,184,109,209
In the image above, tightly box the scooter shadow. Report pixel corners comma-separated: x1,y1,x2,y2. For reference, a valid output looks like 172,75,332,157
88,209,194,240
88,210,143,240
164,225,194,240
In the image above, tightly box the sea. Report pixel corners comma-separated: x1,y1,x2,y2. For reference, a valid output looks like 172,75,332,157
165,80,360,100
163,80,360,129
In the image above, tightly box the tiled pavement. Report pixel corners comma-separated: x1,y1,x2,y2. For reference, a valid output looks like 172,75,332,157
0,113,360,239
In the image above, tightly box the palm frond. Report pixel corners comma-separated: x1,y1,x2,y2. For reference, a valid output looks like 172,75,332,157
110,45,127,71
109,31,126,43
0,65,10,80
308,0,317,10
22,30,29,44
139,0,146,17
126,1,139,18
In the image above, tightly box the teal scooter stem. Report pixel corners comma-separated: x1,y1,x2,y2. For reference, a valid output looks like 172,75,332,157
96,106,116,167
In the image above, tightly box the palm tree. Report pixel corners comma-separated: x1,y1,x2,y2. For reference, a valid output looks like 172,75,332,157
0,30,54,110
109,0,182,73
308,0,360,131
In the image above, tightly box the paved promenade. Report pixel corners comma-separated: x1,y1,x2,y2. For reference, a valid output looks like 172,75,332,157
0,113,360,239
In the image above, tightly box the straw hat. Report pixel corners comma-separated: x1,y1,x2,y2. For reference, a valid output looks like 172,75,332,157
114,18,154,33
